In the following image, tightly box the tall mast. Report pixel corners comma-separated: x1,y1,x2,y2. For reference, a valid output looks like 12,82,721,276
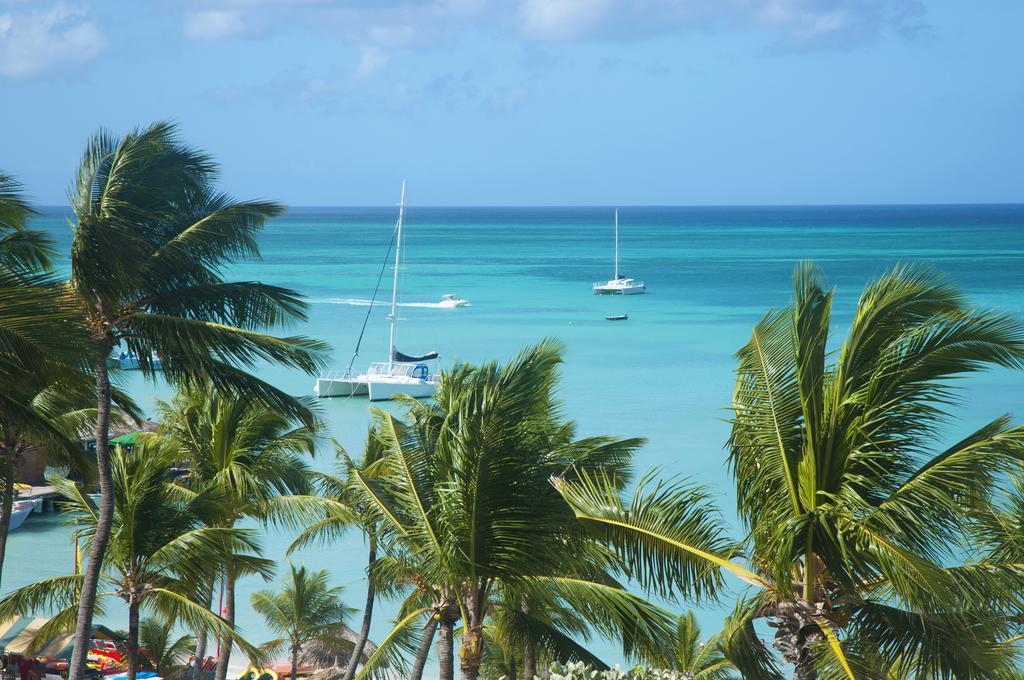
614,209,619,280
388,181,406,369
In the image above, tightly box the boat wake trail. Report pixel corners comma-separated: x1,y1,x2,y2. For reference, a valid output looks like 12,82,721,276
312,298,451,309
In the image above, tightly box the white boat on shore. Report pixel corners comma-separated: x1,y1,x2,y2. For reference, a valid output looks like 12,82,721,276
593,210,645,295
9,500,33,531
315,182,440,402
112,350,163,370
437,293,470,308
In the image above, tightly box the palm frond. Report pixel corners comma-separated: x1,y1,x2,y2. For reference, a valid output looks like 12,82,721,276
553,470,758,598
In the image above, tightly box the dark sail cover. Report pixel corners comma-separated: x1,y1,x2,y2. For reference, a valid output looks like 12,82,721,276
393,349,439,363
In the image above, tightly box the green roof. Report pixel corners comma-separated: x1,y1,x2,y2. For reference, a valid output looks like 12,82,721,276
109,431,141,445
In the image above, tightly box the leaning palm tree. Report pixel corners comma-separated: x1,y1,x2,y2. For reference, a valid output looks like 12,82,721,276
65,122,327,680
352,341,677,680
153,383,325,680
0,440,270,680
252,564,353,680
555,263,1024,679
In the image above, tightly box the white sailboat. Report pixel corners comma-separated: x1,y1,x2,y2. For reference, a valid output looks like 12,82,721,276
593,210,645,295
315,182,439,401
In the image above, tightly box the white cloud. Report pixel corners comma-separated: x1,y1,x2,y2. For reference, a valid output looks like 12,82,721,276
512,0,928,48
182,0,931,81
518,0,612,41
482,83,528,113
183,9,249,40
0,2,105,78
353,45,388,78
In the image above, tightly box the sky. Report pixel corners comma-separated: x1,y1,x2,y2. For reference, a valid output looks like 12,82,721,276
0,0,1022,206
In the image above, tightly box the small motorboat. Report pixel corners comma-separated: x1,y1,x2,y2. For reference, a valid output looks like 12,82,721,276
438,293,470,308
605,314,629,321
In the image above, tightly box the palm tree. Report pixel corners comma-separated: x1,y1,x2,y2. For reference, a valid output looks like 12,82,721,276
0,172,52,272
0,173,94,586
153,383,326,680
555,263,1024,679
289,433,387,680
352,341,677,680
667,611,785,680
252,563,352,680
138,616,197,678
480,585,609,680
64,122,327,680
0,380,140,588
0,440,270,680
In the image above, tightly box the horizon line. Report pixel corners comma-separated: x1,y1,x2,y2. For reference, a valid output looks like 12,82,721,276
34,201,1024,210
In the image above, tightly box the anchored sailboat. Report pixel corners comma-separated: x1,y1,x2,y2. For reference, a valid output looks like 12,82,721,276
593,210,645,295
314,182,439,401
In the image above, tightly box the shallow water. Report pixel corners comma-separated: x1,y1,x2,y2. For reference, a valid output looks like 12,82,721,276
6,203,1024,670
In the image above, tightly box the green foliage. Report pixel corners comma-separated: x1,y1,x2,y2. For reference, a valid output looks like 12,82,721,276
138,617,196,675
353,341,672,679
0,172,50,272
251,563,352,658
524,661,688,680
556,263,1024,679
153,383,327,528
67,120,327,418
0,172,93,479
0,442,266,658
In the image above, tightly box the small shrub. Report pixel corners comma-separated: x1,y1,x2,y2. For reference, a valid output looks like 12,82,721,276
502,661,689,680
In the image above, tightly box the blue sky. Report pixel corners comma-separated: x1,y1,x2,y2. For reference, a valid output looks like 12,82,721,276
1,0,1021,206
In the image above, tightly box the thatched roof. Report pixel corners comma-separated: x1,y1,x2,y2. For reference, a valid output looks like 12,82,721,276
298,624,380,672
76,416,159,442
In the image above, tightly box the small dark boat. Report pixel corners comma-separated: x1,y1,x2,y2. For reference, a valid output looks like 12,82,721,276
605,314,629,321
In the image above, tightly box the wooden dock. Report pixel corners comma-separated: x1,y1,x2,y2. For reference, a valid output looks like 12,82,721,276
20,485,63,513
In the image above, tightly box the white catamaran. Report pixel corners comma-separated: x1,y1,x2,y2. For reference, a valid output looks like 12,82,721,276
593,210,645,295
314,182,440,401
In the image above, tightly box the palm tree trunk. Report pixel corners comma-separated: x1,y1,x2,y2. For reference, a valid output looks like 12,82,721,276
437,617,455,680
409,616,437,680
290,644,299,680
127,595,141,680
69,360,114,680
520,637,536,680
770,601,824,680
0,453,14,592
459,620,483,680
214,569,235,680
342,536,376,680
192,581,214,680
507,653,516,680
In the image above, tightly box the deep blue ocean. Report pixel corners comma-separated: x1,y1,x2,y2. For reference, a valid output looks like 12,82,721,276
7,204,1024,670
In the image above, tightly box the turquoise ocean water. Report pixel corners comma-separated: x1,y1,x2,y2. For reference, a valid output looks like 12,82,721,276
6,204,1024,670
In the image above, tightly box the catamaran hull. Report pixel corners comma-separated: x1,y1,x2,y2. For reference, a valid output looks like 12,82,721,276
368,380,437,402
593,285,645,295
315,378,369,398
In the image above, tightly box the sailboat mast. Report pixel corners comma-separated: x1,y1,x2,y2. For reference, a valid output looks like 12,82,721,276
614,209,619,280
388,181,406,369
